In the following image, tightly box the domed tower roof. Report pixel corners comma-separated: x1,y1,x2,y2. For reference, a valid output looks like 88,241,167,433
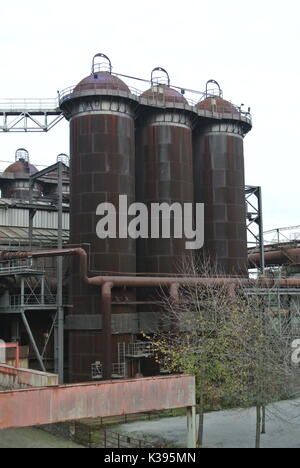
197,96,238,114
1,148,42,200
74,53,130,93
141,67,188,105
3,148,38,176
74,71,130,93
141,84,187,105
197,79,239,114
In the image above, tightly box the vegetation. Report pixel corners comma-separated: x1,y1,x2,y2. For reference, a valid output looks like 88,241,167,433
149,261,300,448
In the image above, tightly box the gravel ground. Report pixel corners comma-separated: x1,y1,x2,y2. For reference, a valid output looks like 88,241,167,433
117,399,300,448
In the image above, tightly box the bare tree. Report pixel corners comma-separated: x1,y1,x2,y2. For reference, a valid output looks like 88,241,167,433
241,283,300,447
149,259,300,448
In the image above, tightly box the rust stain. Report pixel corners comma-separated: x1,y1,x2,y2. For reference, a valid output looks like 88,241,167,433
0,375,195,430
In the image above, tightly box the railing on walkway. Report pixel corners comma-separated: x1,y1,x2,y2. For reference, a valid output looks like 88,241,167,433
74,421,159,448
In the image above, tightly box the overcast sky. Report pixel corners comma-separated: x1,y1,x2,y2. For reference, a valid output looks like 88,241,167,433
1,0,299,232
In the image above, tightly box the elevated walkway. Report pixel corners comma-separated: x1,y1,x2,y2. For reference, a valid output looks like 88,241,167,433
0,98,63,132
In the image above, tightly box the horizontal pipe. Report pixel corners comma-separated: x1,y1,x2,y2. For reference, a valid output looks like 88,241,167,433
249,247,300,268
1,248,300,289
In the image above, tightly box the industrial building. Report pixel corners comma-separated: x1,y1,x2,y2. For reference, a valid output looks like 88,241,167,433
0,53,299,385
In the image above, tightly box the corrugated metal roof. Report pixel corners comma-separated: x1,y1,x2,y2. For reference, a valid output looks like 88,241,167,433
0,203,69,230
0,226,69,242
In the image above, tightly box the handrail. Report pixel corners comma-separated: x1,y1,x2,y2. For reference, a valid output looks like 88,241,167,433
58,85,250,120
92,53,112,75
0,78,251,124
205,79,223,97
263,226,300,246
0,98,59,112
151,67,170,87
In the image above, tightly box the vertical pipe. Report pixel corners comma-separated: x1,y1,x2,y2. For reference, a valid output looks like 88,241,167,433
187,405,197,448
101,282,113,380
57,161,64,384
20,277,24,307
41,275,45,305
28,180,34,249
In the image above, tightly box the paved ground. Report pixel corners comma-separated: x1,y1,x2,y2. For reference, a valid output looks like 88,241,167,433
0,427,84,448
117,399,300,448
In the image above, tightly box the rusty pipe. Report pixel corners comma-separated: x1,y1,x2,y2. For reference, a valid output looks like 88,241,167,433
2,249,300,289
0,248,89,283
249,247,300,268
101,282,113,380
0,249,246,288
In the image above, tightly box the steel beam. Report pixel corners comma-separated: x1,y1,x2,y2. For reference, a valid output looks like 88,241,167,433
21,312,46,373
0,112,64,133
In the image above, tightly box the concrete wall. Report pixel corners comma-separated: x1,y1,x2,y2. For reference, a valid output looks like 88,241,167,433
0,364,58,389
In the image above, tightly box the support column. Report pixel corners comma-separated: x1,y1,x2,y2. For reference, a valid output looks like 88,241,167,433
187,405,197,449
257,187,265,276
41,276,45,305
20,277,25,307
28,180,34,249
21,312,46,372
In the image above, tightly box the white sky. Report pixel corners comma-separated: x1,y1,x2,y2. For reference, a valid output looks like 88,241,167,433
1,0,299,231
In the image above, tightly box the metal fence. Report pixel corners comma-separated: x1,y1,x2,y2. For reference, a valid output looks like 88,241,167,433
127,341,153,357
74,421,158,448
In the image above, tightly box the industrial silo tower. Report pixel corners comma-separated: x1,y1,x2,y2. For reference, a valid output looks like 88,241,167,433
60,54,137,382
193,80,252,275
136,68,195,274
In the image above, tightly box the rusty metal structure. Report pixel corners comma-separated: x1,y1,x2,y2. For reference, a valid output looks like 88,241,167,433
0,374,197,448
136,68,194,274
2,52,299,391
56,55,254,382
59,54,137,381
193,81,252,275
0,153,70,384
249,225,300,268
1,246,300,389
0,54,254,384
1,148,43,199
